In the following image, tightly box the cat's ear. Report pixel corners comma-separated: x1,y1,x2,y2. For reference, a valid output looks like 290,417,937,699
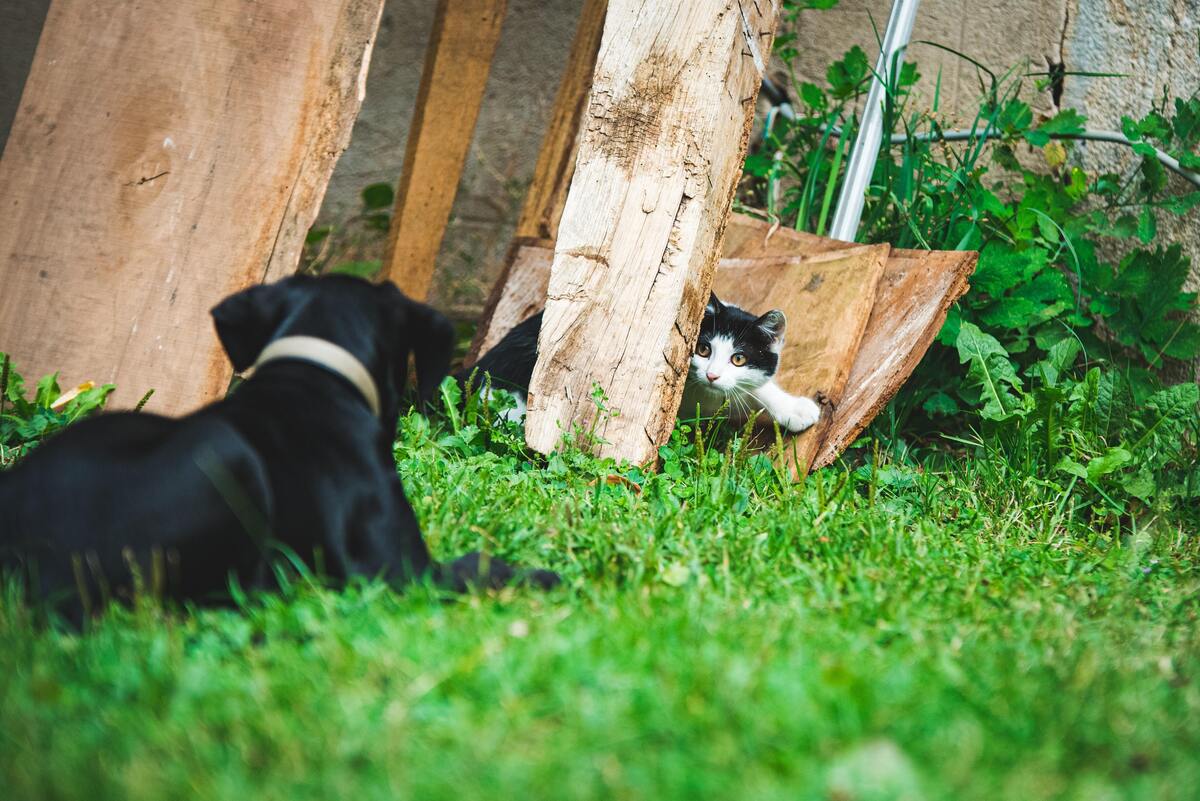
706,293,724,315
757,310,787,352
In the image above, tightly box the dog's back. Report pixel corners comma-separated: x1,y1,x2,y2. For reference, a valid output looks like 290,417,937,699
1,409,273,611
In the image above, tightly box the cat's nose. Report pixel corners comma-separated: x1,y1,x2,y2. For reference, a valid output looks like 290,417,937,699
706,371,719,382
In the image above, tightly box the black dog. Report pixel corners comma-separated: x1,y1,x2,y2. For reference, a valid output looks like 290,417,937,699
0,275,558,621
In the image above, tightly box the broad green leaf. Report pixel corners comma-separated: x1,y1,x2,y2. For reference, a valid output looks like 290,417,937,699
360,182,395,210
34,373,60,408
1086,447,1132,482
1056,457,1087,479
305,226,332,246
955,323,1026,421
1121,468,1157,503
922,392,959,417
1029,337,1080,386
1131,382,1200,455
936,306,962,346
743,152,776,178
1137,206,1157,243
827,46,869,99
799,82,826,110
1035,109,1086,139
972,243,1046,297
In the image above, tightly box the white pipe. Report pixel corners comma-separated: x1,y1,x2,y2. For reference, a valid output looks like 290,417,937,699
828,0,922,242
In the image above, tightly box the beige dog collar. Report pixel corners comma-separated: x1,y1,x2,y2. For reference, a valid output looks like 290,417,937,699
250,336,381,417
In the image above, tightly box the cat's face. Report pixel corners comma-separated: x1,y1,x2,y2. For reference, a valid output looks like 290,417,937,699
690,294,786,393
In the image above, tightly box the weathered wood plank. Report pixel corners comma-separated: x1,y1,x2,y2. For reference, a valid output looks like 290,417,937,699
812,247,976,468
0,0,384,414
468,237,556,360
465,0,607,365
712,244,889,474
524,0,779,462
381,0,507,300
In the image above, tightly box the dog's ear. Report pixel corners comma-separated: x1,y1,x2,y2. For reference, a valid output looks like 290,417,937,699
379,282,455,406
211,280,298,372
413,306,456,405
403,293,456,405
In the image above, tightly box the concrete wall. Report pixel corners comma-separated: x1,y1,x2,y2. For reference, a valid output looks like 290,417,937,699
787,0,1069,123
2,0,1196,328
1061,0,1199,306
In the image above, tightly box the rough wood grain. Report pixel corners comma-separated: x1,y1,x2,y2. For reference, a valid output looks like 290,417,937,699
713,244,889,474
524,0,780,462
0,0,385,414
381,0,506,301
465,0,607,365
812,247,976,468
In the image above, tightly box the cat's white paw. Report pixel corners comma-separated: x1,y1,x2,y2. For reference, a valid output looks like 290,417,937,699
775,395,821,433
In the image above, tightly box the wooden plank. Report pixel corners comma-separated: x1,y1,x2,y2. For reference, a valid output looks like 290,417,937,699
464,0,606,365
713,244,889,474
524,0,779,462
469,237,555,358
720,212,849,257
812,248,976,468
381,0,507,301
0,0,384,415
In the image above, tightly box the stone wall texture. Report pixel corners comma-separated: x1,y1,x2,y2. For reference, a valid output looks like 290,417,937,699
1,0,1196,336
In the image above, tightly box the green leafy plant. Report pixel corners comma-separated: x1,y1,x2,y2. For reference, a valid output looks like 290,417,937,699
1,353,114,467
744,8,1200,513
950,324,1199,515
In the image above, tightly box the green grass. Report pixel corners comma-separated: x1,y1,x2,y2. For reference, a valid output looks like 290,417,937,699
3,408,1198,801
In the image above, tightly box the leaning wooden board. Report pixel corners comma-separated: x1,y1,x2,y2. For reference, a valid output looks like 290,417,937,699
813,246,975,468
723,217,977,470
382,0,507,301
467,213,975,471
712,245,888,474
523,0,780,464
0,0,384,414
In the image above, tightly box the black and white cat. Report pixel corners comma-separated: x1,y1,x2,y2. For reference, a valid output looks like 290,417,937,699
459,294,821,433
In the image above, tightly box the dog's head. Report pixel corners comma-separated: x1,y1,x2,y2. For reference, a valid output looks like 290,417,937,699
211,275,455,419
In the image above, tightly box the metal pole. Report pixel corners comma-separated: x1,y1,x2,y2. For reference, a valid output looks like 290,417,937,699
827,0,922,242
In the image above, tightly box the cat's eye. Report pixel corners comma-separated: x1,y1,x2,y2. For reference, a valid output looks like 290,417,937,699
696,342,711,357
731,353,747,366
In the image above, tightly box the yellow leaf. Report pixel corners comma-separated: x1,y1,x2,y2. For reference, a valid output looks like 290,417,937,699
1043,140,1068,170
50,381,95,410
